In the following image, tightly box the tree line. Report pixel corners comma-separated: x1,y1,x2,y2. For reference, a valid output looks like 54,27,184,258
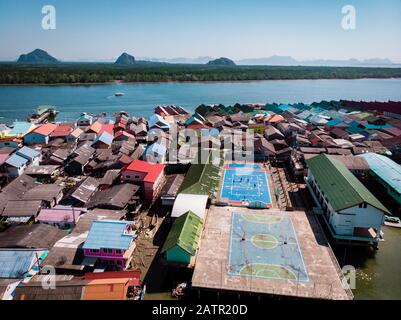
1,63,401,84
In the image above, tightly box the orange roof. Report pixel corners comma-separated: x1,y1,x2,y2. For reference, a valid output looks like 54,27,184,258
125,159,164,183
88,121,103,134
265,114,285,123
33,123,57,136
82,279,130,300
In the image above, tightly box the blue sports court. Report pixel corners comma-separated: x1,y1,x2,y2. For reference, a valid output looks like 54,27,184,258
228,212,309,282
220,162,272,208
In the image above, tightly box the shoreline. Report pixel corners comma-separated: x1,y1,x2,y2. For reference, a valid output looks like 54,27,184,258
1,77,401,87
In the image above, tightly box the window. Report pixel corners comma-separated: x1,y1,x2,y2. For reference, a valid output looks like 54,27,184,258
135,175,140,179
359,203,363,208
103,248,113,254
90,249,99,254
115,250,122,254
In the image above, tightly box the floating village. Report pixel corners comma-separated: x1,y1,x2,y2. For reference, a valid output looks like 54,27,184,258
0,99,401,300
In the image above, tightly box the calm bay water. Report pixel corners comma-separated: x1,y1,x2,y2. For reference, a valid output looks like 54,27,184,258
0,78,401,300
0,78,401,124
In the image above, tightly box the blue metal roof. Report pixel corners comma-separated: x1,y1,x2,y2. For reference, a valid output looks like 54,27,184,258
0,250,38,278
325,118,343,127
78,113,93,121
362,123,393,130
83,220,134,250
278,104,291,111
8,122,33,136
92,131,114,146
16,146,40,160
359,153,401,195
5,154,28,168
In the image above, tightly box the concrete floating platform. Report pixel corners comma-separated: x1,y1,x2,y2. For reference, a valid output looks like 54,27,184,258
191,206,353,300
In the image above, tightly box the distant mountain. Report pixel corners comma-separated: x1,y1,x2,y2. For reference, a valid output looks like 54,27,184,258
207,57,236,66
115,52,136,65
138,56,213,64
236,55,398,67
17,49,59,64
362,58,393,65
238,55,299,66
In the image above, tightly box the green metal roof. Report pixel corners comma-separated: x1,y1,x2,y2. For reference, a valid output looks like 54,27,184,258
161,211,203,256
306,154,389,213
178,151,222,197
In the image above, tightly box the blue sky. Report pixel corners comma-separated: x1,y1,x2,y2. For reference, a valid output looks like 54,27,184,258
0,0,400,62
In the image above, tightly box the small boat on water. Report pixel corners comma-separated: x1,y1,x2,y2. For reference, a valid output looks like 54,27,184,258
384,215,401,228
115,92,124,97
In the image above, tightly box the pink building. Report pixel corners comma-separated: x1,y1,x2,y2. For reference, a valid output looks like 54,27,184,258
83,220,136,270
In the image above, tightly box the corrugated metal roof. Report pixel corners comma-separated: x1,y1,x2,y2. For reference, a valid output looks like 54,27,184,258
32,123,57,136
124,159,164,183
73,209,126,234
37,208,82,223
16,146,41,160
86,183,139,209
23,184,63,202
8,122,35,136
358,153,401,195
71,177,99,203
5,154,28,168
0,250,41,278
177,152,221,197
92,131,113,146
161,210,203,256
2,200,42,217
306,154,389,213
83,220,134,250
0,224,66,249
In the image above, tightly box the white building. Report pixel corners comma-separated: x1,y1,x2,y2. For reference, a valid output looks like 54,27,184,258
171,194,209,220
305,154,389,247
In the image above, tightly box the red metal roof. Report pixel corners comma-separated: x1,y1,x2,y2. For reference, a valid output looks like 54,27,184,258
100,124,114,135
125,159,164,183
50,124,74,137
33,123,57,136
